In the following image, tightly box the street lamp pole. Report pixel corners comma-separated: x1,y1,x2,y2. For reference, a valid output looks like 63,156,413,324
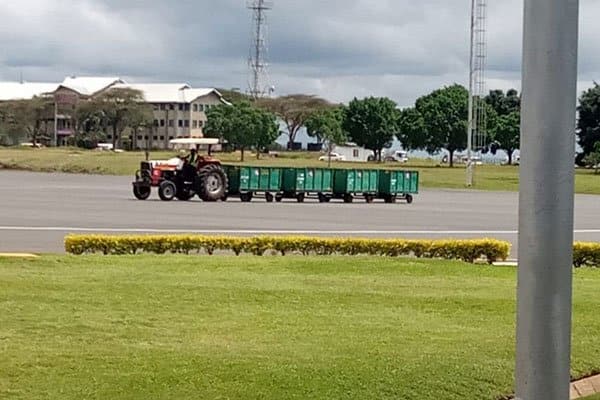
515,0,579,399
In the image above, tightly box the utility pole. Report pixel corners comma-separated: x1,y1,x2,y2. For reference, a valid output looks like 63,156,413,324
247,0,273,99
515,0,579,399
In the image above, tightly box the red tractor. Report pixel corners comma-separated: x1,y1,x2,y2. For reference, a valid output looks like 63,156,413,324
132,138,228,202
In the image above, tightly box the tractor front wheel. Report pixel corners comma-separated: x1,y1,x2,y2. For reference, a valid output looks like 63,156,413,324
198,164,228,202
158,181,176,201
133,185,151,200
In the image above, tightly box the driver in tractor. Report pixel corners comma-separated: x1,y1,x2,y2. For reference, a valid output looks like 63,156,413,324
181,147,198,183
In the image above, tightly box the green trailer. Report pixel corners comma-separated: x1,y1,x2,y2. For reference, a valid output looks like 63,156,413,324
280,168,334,202
378,170,419,204
224,165,282,202
333,169,380,203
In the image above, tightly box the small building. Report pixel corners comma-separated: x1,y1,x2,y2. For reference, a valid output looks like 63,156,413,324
332,143,375,162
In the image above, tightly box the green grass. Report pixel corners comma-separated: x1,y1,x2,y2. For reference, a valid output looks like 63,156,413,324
582,394,600,400
2,255,600,399
1,147,600,193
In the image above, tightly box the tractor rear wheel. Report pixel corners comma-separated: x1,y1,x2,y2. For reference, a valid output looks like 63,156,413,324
133,185,151,200
198,164,228,202
158,181,176,201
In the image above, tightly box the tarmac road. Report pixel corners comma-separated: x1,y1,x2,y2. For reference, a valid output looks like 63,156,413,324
0,170,599,257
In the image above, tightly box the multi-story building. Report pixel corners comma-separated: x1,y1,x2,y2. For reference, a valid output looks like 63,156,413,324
1,77,228,149
110,83,229,149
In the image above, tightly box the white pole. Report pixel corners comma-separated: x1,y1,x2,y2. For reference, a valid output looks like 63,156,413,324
466,0,476,186
515,0,579,399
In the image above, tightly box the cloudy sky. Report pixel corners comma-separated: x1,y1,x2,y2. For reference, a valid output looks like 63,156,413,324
1,0,599,107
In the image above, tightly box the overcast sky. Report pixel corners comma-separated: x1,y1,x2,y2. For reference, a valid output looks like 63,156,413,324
1,0,599,107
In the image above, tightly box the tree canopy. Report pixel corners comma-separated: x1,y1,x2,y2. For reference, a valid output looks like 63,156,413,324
492,111,520,165
306,107,347,166
204,101,279,161
0,97,53,145
342,97,399,161
258,94,332,148
577,83,600,164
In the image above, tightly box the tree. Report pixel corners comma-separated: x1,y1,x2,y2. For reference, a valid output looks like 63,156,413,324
397,107,427,152
413,85,470,167
217,88,253,104
258,94,331,148
205,101,278,161
485,89,520,116
306,107,347,166
88,88,148,149
0,97,53,146
577,83,600,164
342,97,399,162
584,142,600,174
492,111,520,165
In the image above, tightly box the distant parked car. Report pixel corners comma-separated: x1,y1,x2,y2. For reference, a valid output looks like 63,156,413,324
319,152,346,162
384,150,409,163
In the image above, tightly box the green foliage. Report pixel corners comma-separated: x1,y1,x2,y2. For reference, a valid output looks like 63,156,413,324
65,235,511,264
578,83,600,162
342,97,400,161
414,84,470,167
583,142,600,173
258,94,332,146
306,107,347,165
397,107,427,152
0,97,54,145
485,89,520,116
204,102,279,161
492,111,520,164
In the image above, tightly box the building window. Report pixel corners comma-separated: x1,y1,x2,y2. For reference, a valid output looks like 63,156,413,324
137,136,143,140
353,149,359,158
168,120,174,127
107,135,113,139
153,105,159,110
178,120,183,127
178,104,184,111
160,119,165,127
198,120,204,127
184,120,190,128
193,121,198,129
153,136,158,140
185,104,190,111
154,119,159,127
198,104,204,112
160,136,165,141
169,104,174,110
169,136,174,140
193,104,198,112
160,104,166,110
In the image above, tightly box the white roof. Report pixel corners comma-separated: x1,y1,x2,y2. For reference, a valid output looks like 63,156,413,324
169,138,220,145
112,83,225,103
0,82,58,101
60,76,124,96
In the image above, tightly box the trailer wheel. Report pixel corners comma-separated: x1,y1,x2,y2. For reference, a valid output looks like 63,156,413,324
133,185,151,200
406,194,414,204
158,181,176,201
240,192,253,202
275,194,283,203
265,192,274,203
343,194,354,203
296,193,306,203
318,193,327,203
384,195,396,204
365,194,375,204
198,164,228,202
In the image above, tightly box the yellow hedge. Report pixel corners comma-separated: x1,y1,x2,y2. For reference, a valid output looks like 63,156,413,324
64,235,511,264
573,242,600,268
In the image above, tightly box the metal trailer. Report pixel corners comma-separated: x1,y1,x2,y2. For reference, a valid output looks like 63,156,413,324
224,165,282,202
377,170,419,204
279,168,334,203
332,169,379,203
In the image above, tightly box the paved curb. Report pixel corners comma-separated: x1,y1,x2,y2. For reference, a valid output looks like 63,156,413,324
571,374,600,399
0,253,39,258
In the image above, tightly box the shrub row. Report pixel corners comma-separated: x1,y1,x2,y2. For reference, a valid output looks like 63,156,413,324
64,235,511,264
573,242,600,268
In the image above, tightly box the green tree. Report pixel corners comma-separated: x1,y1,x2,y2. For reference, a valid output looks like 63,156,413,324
485,89,520,116
492,111,520,165
584,142,600,174
414,85,470,167
0,97,53,146
306,107,347,166
342,97,399,162
89,88,148,149
577,83,600,164
205,101,278,161
258,94,332,148
397,107,427,152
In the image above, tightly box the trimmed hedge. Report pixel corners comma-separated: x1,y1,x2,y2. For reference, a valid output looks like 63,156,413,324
574,242,600,268
64,235,511,264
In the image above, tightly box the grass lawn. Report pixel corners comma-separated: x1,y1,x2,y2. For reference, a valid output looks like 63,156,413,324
583,395,600,400
2,256,600,399
2,147,600,193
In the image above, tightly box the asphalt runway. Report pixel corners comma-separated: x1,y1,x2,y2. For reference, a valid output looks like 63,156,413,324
0,170,599,257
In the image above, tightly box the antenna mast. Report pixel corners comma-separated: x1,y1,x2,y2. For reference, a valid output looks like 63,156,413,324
467,0,487,186
247,0,273,99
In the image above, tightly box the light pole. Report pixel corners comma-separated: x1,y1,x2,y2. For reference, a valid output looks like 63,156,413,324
515,0,579,399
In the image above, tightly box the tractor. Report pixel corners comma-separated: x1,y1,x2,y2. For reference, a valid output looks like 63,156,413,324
132,138,228,202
